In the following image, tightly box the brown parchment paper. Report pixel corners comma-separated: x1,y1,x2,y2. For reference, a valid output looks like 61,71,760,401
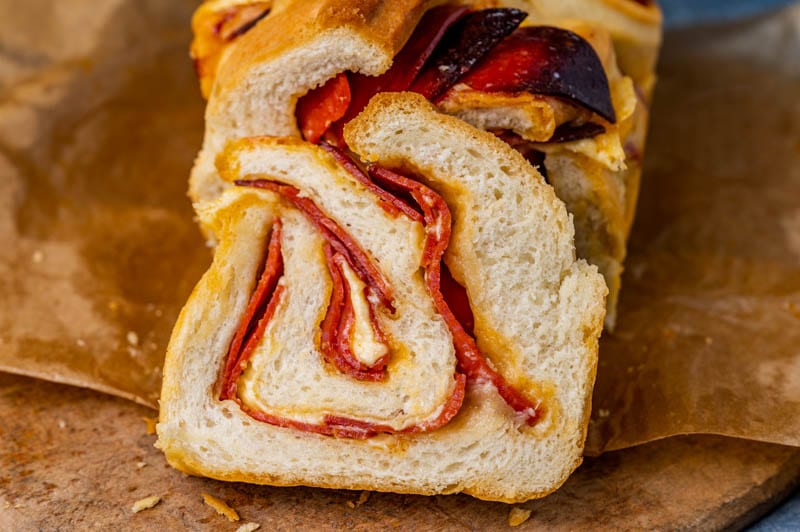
0,0,798,454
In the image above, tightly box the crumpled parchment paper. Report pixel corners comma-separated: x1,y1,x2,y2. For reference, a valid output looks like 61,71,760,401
0,0,798,454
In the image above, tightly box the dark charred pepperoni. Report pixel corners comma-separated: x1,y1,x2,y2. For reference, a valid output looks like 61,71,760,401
549,121,607,143
458,26,616,123
409,8,527,102
222,5,269,40
491,131,549,181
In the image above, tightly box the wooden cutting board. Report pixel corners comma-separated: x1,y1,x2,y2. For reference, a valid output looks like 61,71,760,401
1,373,798,530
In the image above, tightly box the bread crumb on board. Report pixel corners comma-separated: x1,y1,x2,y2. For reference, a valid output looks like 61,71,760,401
508,507,532,527
131,495,161,513
127,331,139,346
236,523,261,532
356,491,370,506
346,491,371,509
202,493,240,521
142,417,157,435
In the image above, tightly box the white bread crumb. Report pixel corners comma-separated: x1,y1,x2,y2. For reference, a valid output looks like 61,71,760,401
236,523,261,532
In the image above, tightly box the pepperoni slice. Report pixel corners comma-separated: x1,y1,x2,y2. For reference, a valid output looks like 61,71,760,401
319,245,390,381
296,73,351,144
219,219,285,400
440,263,475,335
321,143,423,222
323,5,471,145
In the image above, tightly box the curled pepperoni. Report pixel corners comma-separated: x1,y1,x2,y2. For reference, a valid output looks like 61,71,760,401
369,166,544,425
219,219,285,400
235,179,395,312
319,244,390,381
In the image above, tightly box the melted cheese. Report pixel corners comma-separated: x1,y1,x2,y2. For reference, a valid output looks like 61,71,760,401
340,259,389,367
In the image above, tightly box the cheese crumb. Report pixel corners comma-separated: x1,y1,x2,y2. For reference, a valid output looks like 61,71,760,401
132,495,161,513
202,493,240,522
508,507,532,527
236,524,260,532
136,462,147,469
142,417,157,435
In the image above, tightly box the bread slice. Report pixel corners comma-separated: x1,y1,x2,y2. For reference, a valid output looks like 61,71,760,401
191,0,276,99
187,0,657,328
157,94,606,502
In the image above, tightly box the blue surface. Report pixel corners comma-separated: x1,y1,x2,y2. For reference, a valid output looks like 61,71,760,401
749,488,800,531
747,491,800,532
661,0,797,28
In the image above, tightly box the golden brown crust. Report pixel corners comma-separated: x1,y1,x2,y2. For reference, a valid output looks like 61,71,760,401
191,1,274,98
213,0,441,99
163,442,578,503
